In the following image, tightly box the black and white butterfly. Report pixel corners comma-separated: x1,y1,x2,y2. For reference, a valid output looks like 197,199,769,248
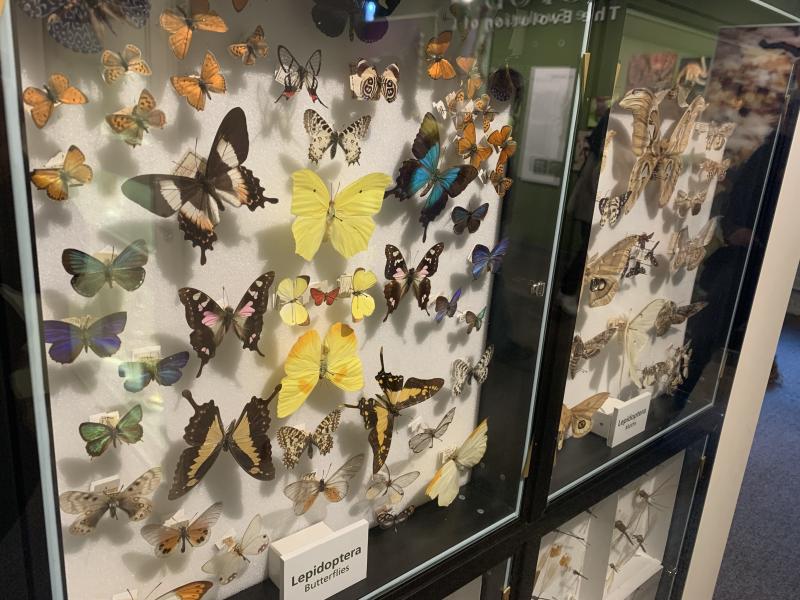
349,59,399,102
382,243,445,321
598,191,631,227
274,46,326,106
452,345,494,396
121,108,276,265
376,505,415,529
408,407,455,453
302,110,371,166
276,409,342,469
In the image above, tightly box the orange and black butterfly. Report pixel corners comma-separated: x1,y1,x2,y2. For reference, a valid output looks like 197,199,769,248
456,121,492,168
467,94,496,133
30,146,93,201
160,0,228,60
456,56,482,98
487,125,517,166
171,51,226,111
489,160,513,199
425,31,456,80
101,45,151,84
106,89,166,146
228,25,269,66
22,74,87,129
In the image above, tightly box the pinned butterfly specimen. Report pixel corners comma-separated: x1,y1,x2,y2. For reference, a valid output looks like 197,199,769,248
311,287,340,307
178,272,274,376
487,64,523,102
101,44,151,84
569,325,619,379
408,407,455,453
139,582,213,600
674,190,707,218
467,94,496,134
344,347,444,472
30,146,92,201
274,46,326,106
456,56,482,98
471,237,509,279
641,342,691,392
58,467,161,535
17,0,151,54
278,322,364,418
303,110,372,165
668,217,721,273
623,232,659,279
122,108,275,265
386,113,478,240
434,288,462,323
141,502,223,556
557,393,609,450
426,418,487,507
201,514,269,585
349,59,399,102
106,89,166,146
598,192,632,227
159,0,227,60
291,169,390,261
654,300,708,336
43,312,127,364
277,409,342,469
456,122,493,168
377,505,415,529
695,121,735,151
283,454,364,515
464,307,486,334
171,51,226,111
487,125,517,165
61,240,147,298
583,235,643,307
451,203,488,236
168,388,278,500
451,345,494,396
311,0,399,42
425,31,456,80
382,242,445,321
350,268,377,322
366,465,420,504
620,89,706,210
78,404,143,457
698,158,730,182
118,351,190,392
277,276,311,327
489,160,513,198
228,25,268,65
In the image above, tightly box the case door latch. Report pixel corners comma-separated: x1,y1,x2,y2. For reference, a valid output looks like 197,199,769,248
529,281,546,297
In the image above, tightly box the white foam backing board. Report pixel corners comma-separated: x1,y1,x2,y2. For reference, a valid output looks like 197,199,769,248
9,1,509,598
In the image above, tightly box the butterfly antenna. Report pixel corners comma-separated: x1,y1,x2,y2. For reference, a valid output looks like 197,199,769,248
379,347,386,372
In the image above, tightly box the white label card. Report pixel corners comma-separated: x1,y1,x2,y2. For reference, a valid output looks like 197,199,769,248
608,391,651,447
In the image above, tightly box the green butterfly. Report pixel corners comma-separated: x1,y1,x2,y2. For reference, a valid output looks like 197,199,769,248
78,404,143,457
61,239,148,297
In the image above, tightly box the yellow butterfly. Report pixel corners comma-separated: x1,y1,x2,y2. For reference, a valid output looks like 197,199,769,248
350,267,377,322
291,169,391,261
278,322,364,418
277,276,310,326
426,419,488,507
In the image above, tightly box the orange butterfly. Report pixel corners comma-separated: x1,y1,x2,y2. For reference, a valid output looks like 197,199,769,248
310,287,340,306
489,160,513,198
101,45,151,84
30,146,93,201
171,51,226,111
228,25,269,66
425,31,456,80
467,94,496,133
106,89,167,147
22,74,87,129
456,122,492,168
160,0,228,60
456,56,482,98
487,126,517,166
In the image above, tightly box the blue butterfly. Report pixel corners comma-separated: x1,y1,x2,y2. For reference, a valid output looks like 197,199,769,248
387,112,478,242
471,238,510,279
42,312,127,364
118,351,191,393
434,288,462,323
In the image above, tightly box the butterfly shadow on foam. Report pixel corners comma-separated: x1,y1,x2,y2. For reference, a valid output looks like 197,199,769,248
255,222,305,274
120,547,193,583
61,511,135,555
327,95,378,133
32,195,73,236
412,317,439,344
160,100,203,156
446,328,470,352
57,453,123,489
648,251,672,294
95,139,138,194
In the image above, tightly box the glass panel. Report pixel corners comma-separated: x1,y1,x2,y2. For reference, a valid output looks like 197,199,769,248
0,1,589,598
549,0,800,496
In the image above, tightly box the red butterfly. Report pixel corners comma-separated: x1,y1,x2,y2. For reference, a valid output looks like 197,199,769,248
310,287,340,306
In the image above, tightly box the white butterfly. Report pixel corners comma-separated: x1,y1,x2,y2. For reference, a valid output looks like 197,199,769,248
141,502,223,556
451,345,494,396
426,419,488,507
201,514,269,585
302,109,371,165
408,407,456,453
365,465,420,505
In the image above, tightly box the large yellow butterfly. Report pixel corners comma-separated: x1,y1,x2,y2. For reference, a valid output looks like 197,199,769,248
350,267,377,322
278,323,364,418
291,169,391,261
426,419,488,507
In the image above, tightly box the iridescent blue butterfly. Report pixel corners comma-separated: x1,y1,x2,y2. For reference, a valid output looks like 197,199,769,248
434,288,462,323
387,112,477,242
451,202,489,235
471,237,509,279
118,351,191,392
42,312,127,364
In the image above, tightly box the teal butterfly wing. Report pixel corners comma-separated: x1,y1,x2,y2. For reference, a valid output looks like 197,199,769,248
61,249,109,297
109,239,148,291
115,404,144,444
118,360,155,392
78,421,115,457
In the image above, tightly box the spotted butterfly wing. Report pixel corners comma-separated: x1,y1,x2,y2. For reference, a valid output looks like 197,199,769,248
303,109,371,165
451,345,494,396
152,581,214,599
382,242,445,321
140,502,223,556
349,59,399,102
597,192,631,227
277,409,342,469
228,25,269,65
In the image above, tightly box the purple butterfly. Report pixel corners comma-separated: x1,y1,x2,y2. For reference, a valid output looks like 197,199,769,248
42,312,127,364
471,238,509,279
434,288,462,323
